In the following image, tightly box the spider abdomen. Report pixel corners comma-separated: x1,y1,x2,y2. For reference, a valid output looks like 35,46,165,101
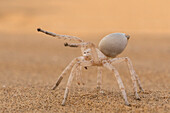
99,33,129,58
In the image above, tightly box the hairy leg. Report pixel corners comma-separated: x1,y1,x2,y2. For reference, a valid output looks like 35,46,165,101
37,28,84,42
103,61,130,106
97,67,102,90
52,57,82,90
125,57,144,92
110,57,144,95
62,63,79,106
62,60,93,105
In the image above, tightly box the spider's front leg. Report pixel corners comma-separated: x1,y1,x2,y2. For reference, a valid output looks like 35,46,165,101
52,57,81,90
53,42,88,90
102,60,130,106
61,59,93,106
61,63,79,105
109,57,144,100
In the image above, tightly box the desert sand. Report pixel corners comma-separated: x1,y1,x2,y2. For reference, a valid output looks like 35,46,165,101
0,0,169,112
0,33,169,112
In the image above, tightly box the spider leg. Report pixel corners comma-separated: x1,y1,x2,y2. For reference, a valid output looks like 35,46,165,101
75,66,84,85
103,60,130,106
52,57,82,90
109,57,144,99
125,57,144,92
62,60,93,106
110,57,144,92
61,63,79,106
37,28,84,42
97,67,102,90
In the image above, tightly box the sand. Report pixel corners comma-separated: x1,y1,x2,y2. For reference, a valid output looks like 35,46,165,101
0,0,170,112
0,33,169,113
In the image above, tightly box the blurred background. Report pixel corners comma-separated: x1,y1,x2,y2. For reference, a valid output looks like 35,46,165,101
0,0,169,89
0,0,170,35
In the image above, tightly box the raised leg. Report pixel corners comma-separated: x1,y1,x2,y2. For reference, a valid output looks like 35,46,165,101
37,28,84,42
110,57,144,97
64,42,100,64
62,63,79,106
97,67,102,90
103,61,130,106
52,57,81,90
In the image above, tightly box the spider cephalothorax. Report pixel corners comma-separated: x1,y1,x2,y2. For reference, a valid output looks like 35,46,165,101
37,28,144,106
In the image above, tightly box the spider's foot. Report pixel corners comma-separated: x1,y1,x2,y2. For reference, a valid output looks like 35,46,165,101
96,87,104,94
61,103,65,106
61,100,66,106
135,97,141,100
125,102,131,106
135,93,141,100
96,86,101,92
52,85,57,90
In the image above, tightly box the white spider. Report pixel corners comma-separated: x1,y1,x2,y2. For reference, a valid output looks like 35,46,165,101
37,28,144,106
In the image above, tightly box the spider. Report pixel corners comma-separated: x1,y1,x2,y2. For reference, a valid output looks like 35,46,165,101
37,28,144,106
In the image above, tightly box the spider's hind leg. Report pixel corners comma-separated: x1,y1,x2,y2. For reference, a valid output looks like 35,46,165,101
124,57,144,93
103,61,130,106
109,57,144,100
